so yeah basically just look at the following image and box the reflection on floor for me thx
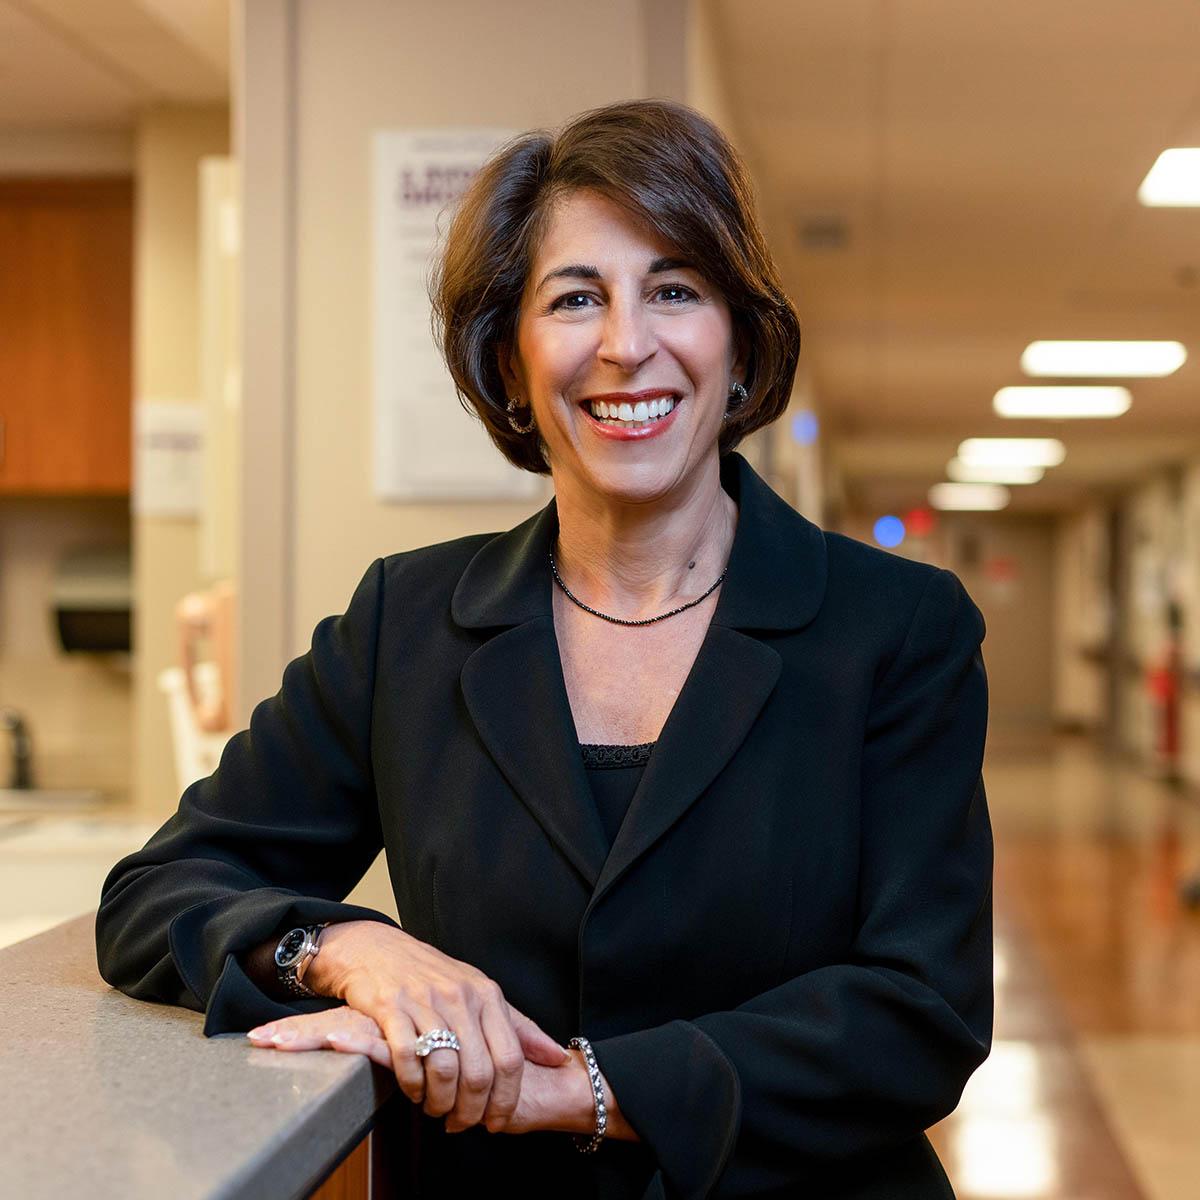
[2,731,1198,1198]
[930,730,1200,1200]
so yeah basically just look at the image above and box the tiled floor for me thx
[3,731,1198,1198]
[930,730,1200,1199]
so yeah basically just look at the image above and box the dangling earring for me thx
[507,396,535,434]
[723,380,748,422]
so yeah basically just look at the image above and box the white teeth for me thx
[587,396,678,424]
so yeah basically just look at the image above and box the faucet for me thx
[0,708,34,789]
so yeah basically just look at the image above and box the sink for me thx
[0,788,104,811]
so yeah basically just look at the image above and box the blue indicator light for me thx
[791,411,819,445]
[874,515,905,548]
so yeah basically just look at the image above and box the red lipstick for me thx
[578,388,683,442]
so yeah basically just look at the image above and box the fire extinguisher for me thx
[1146,602,1183,782]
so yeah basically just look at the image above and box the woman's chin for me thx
[572,454,697,508]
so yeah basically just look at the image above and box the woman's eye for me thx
[551,292,596,311]
[549,285,697,311]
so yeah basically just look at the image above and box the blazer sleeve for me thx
[588,567,992,1199]
[94,557,404,1037]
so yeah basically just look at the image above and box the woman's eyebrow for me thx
[534,256,698,294]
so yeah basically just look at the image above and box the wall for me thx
[1181,461,1200,788]
[1052,506,1110,733]
[133,105,230,815]
[0,137,134,801]
[0,129,133,175]
[0,499,132,798]
[837,508,1057,748]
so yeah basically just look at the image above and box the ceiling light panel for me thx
[929,483,1010,511]
[993,386,1131,418]
[947,458,1045,484]
[1138,148,1200,206]
[1020,341,1186,377]
[957,438,1066,468]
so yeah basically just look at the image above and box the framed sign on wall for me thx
[372,128,544,502]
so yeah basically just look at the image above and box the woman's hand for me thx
[247,1009,606,1136]
[248,920,572,1133]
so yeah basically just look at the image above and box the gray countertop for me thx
[1,913,397,1199]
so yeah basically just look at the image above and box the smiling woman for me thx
[97,97,990,1200]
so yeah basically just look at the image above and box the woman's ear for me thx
[732,326,751,389]
[496,342,519,396]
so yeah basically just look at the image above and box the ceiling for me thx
[0,0,227,126]
[714,0,1200,512]
[1,1,1195,513]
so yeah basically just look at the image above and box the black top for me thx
[580,741,655,849]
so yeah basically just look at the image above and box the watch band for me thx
[275,922,329,998]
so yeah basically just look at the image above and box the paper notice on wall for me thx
[133,401,204,516]
[372,128,545,502]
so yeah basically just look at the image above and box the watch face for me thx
[275,928,308,969]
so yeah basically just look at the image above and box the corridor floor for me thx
[929,729,1200,1199]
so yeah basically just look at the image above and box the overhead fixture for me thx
[1020,340,1186,377]
[957,437,1065,468]
[929,482,1010,511]
[1138,148,1200,206]
[946,457,1045,485]
[993,386,1131,418]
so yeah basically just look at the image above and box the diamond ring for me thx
[414,1028,461,1057]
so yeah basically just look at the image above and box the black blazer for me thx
[96,450,992,1200]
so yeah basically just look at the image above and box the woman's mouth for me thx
[579,392,681,440]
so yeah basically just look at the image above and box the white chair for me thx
[157,662,234,795]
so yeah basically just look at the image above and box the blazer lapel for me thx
[451,451,829,901]
[589,624,782,907]
[460,618,611,890]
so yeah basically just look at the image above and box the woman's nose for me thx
[597,297,656,371]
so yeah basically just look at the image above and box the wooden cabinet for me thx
[0,178,132,495]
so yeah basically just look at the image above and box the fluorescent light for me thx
[1138,148,1200,206]
[957,438,1065,468]
[1021,340,1186,377]
[947,457,1044,484]
[993,386,1131,418]
[929,482,1010,511]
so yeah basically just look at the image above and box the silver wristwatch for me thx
[274,922,329,998]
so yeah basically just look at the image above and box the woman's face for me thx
[501,187,745,506]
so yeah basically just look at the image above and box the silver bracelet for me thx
[568,1036,608,1153]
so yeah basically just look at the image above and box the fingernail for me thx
[246,1027,271,1039]
[270,1030,297,1044]
[326,1032,347,1043]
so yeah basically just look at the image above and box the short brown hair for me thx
[429,98,801,475]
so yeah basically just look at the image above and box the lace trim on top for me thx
[579,741,656,769]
